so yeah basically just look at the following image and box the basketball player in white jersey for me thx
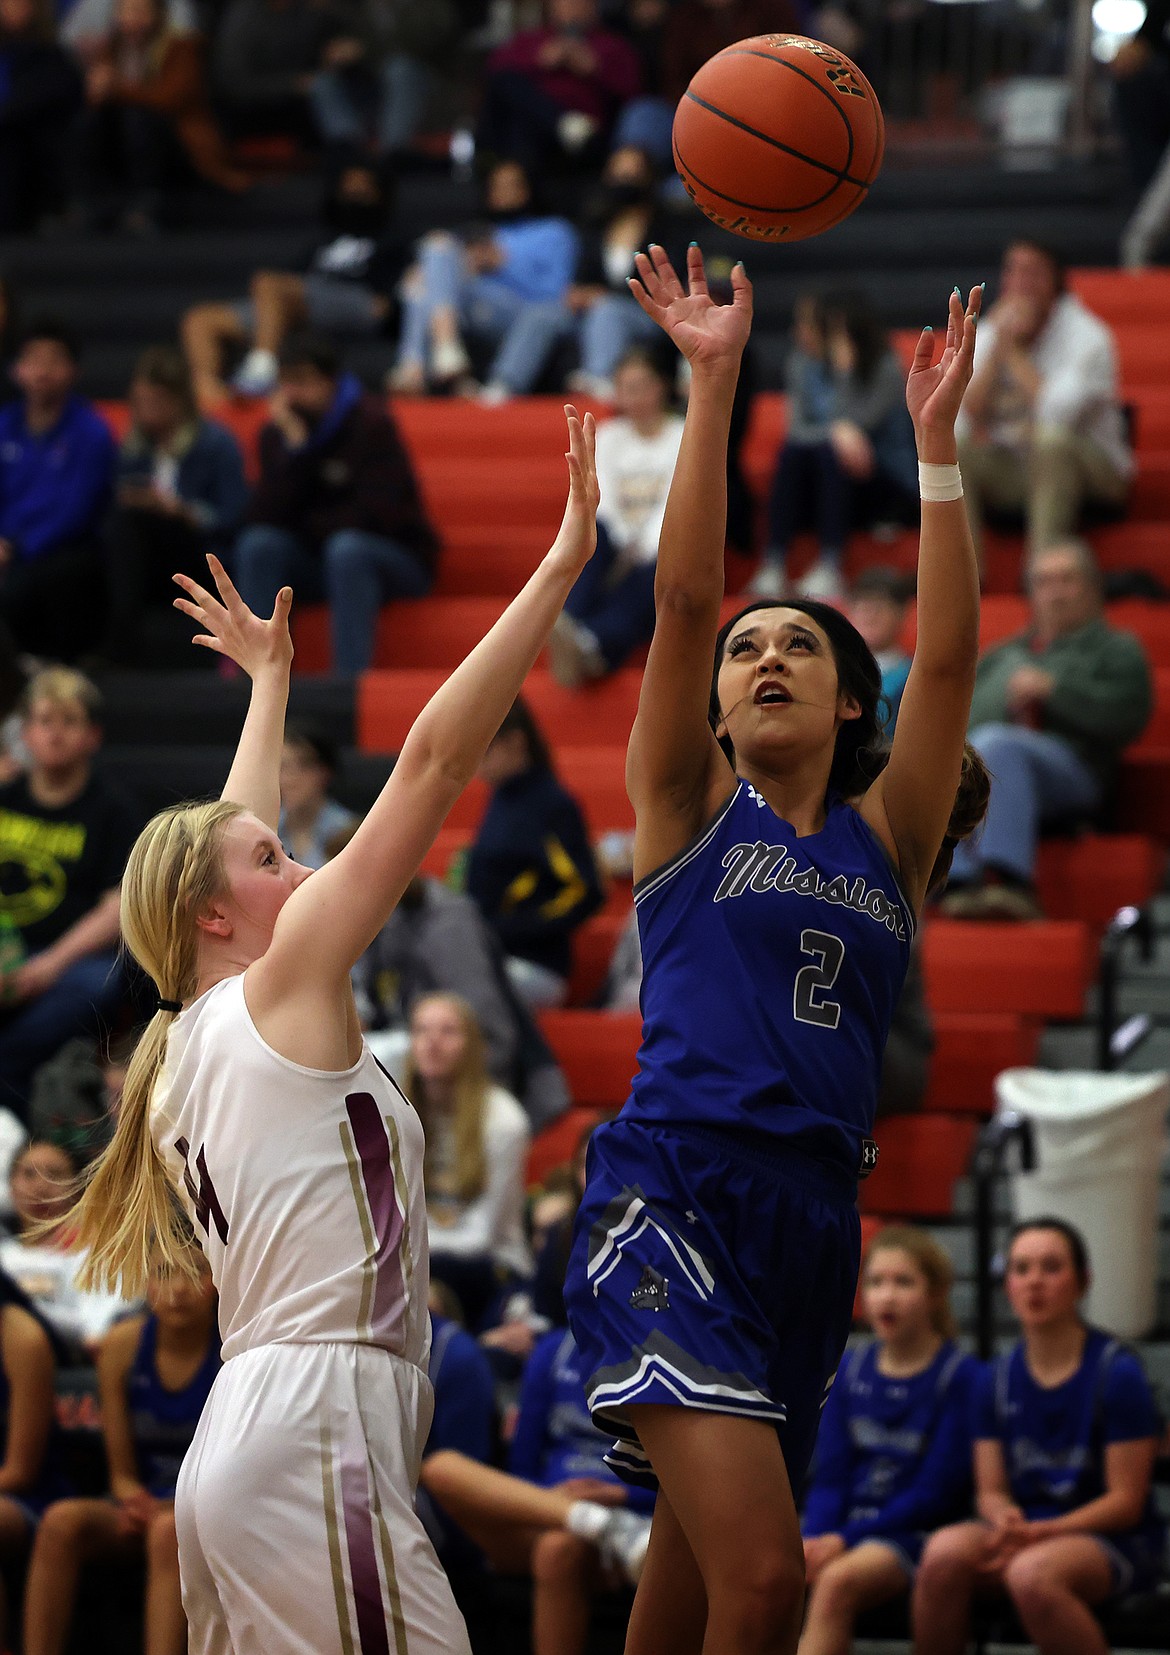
[65,407,600,1655]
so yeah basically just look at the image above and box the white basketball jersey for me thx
[151,974,429,1368]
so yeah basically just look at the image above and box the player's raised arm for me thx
[858,286,982,913]
[172,555,293,833]
[258,407,600,991]
[623,245,752,877]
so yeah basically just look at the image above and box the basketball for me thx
[672,34,884,243]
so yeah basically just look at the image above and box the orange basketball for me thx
[672,34,884,243]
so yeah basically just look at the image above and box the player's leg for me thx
[180,303,247,408]
[623,1490,707,1655]
[911,1520,997,1655]
[143,1503,187,1655]
[23,1498,139,1655]
[1002,1535,1113,1655]
[799,1541,911,1655]
[249,271,309,356]
[0,1496,32,1649]
[419,1451,583,1570]
[626,1405,805,1655]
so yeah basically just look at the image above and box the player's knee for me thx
[808,1554,862,1614]
[917,1524,981,1588]
[712,1546,805,1638]
[1002,1548,1058,1612]
[146,1507,178,1569]
[322,530,367,571]
[532,1528,591,1584]
[36,1500,89,1553]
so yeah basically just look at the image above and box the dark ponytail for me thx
[928,743,991,894]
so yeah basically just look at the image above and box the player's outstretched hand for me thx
[173,553,294,679]
[905,284,981,434]
[628,243,752,370]
[547,404,600,577]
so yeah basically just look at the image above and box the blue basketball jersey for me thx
[627,781,914,1169]
[128,1314,222,1498]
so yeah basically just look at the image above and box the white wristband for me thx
[919,461,963,502]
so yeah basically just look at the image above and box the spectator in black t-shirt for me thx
[466,698,603,1010]
[180,158,403,408]
[0,669,136,1119]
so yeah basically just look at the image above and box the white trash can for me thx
[994,1068,1170,1339]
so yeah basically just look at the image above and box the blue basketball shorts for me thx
[564,1116,861,1500]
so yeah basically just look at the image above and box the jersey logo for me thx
[629,1265,670,1313]
[174,1136,229,1245]
[713,838,909,940]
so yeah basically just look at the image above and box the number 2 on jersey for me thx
[793,929,845,1029]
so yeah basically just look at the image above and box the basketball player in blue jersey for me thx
[563,245,985,1655]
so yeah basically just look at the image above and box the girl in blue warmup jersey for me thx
[23,1252,221,1655]
[563,243,986,1655]
[799,1227,978,1655]
[913,1218,1165,1655]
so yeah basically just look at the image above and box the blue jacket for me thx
[118,417,248,546]
[0,395,115,559]
[485,217,578,304]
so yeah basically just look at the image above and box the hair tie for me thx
[157,999,182,1014]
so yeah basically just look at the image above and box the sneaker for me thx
[232,348,279,397]
[795,558,846,601]
[565,1501,651,1585]
[744,562,789,600]
[431,337,472,384]
[566,370,614,401]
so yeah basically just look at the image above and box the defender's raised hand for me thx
[628,243,752,370]
[173,554,294,679]
[547,404,600,576]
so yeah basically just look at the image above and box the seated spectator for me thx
[0,669,137,1120]
[0,319,116,663]
[182,157,401,405]
[941,540,1151,919]
[417,1289,496,1574]
[799,1227,977,1655]
[211,0,350,142]
[614,0,800,167]
[564,144,684,400]
[404,992,532,1329]
[477,0,641,174]
[957,240,1132,563]
[467,698,603,1009]
[61,0,194,52]
[420,1325,654,1654]
[913,1219,1165,1655]
[0,1136,133,1354]
[389,158,578,401]
[0,0,82,233]
[233,332,437,675]
[76,0,248,234]
[102,345,248,666]
[549,345,683,686]
[1109,2,1170,192]
[28,1024,132,1162]
[308,0,457,164]
[875,942,933,1119]
[850,566,912,732]
[22,1251,221,1655]
[0,1264,66,1650]
[529,1118,595,1331]
[277,723,354,870]
[752,290,918,602]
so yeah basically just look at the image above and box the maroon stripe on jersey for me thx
[340,1446,390,1655]
[346,1092,406,1338]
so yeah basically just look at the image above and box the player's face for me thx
[214,813,312,950]
[11,1143,74,1228]
[862,1247,934,1345]
[1004,1228,1085,1330]
[716,608,860,770]
[22,699,99,775]
[409,997,468,1086]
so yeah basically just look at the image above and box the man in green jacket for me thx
[943,539,1152,919]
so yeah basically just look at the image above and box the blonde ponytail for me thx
[73,799,243,1297]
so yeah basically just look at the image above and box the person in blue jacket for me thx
[799,1226,978,1655]
[913,1217,1166,1655]
[467,695,603,1010]
[22,1248,221,1655]
[421,1319,654,1655]
[0,317,116,662]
